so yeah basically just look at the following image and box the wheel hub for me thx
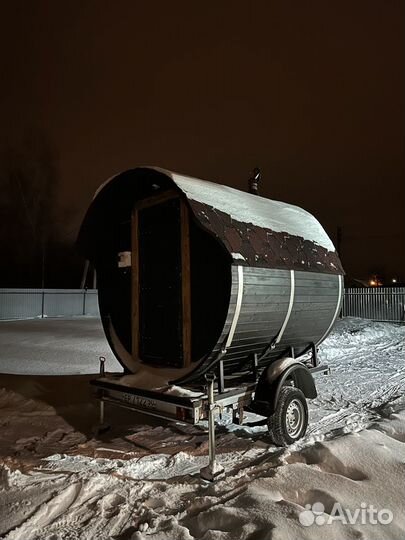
[286,399,304,438]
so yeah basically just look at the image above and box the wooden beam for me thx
[180,199,191,367]
[135,189,179,211]
[131,206,140,362]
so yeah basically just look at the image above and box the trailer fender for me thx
[252,358,317,416]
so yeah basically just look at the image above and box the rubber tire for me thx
[267,386,308,446]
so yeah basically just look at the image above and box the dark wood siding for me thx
[173,267,341,384]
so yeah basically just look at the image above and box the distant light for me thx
[392,278,397,283]
[369,280,376,286]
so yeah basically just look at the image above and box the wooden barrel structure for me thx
[78,167,344,386]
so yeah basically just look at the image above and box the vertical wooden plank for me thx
[180,199,191,367]
[131,206,140,362]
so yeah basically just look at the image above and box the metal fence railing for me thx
[0,289,99,320]
[1,287,404,323]
[342,287,405,323]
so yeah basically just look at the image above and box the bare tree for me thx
[0,130,59,287]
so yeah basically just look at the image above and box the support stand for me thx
[99,400,105,426]
[310,342,319,367]
[200,374,225,482]
[252,353,259,381]
[233,402,244,425]
[217,360,225,394]
[94,356,110,435]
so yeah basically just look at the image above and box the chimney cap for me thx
[249,167,261,195]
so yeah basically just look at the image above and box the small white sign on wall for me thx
[118,251,131,268]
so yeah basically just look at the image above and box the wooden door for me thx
[131,192,191,367]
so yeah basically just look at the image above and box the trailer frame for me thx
[91,356,329,481]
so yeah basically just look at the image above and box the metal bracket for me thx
[99,356,106,376]
[217,360,225,394]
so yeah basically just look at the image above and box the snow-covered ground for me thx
[0,317,404,539]
[309,317,405,439]
[0,318,120,374]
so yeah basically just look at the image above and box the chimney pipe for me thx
[249,167,261,195]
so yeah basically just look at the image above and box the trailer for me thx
[79,166,343,480]
[92,356,329,481]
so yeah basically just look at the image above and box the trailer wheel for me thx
[267,386,308,446]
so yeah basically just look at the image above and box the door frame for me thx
[131,190,191,367]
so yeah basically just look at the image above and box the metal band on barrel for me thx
[273,269,295,346]
[225,265,244,349]
[317,274,343,345]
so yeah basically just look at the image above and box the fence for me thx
[343,287,405,323]
[0,289,99,320]
[1,288,404,323]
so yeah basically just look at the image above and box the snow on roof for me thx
[91,166,335,252]
[161,170,335,252]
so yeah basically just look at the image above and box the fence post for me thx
[41,290,45,318]
[83,288,87,315]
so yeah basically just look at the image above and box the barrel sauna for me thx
[78,167,344,386]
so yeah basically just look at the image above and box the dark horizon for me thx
[1,1,404,285]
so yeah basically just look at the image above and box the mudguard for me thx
[252,357,317,416]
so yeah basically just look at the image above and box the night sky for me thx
[1,1,404,281]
